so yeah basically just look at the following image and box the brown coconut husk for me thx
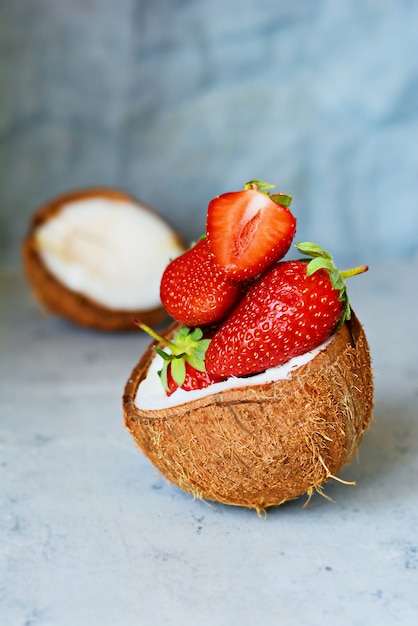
[22,187,185,331]
[123,311,374,512]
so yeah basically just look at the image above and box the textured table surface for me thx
[1,261,417,626]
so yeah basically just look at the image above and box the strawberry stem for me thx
[244,180,276,193]
[294,242,369,326]
[132,318,183,355]
[243,180,292,207]
[340,265,369,280]
[132,319,212,391]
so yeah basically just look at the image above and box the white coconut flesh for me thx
[35,197,184,310]
[135,334,333,410]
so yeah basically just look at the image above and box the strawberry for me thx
[165,361,215,396]
[133,320,223,396]
[160,237,244,326]
[205,243,368,379]
[206,180,296,280]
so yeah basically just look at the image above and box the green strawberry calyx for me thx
[294,242,368,326]
[132,319,210,391]
[243,180,292,208]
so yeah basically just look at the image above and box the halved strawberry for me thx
[133,320,223,396]
[160,237,244,326]
[206,180,296,280]
[205,243,368,379]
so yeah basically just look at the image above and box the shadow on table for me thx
[142,397,417,520]
[285,398,417,513]
[221,398,418,518]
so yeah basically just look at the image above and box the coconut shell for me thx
[22,187,185,331]
[123,312,374,512]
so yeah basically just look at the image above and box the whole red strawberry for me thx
[133,320,223,396]
[206,180,296,280]
[205,243,368,379]
[160,237,243,326]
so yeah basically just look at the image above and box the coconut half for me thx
[123,312,373,512]
[22,188,185,331]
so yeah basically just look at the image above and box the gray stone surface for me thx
[1,260,417,626]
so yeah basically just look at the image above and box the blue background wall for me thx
[1,0,417,266]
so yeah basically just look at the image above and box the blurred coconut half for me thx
[22,188,185,330]
[123,312,374,512]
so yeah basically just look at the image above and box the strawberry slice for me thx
[206,180,296,280]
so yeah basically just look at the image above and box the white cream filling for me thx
[135,335,333,411]
[36,197,184,310]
